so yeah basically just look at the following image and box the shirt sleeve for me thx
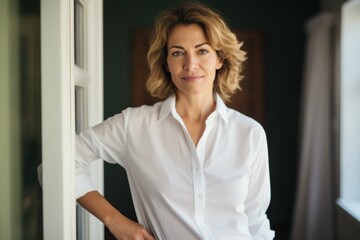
[75,112,127,199]
[244,126,275,239]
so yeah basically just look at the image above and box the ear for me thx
[216,59,223,70]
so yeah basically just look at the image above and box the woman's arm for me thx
[76,113,154,239]
[244,128,275,239]
[77,191,155,240]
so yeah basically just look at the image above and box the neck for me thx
[175,92,216,122]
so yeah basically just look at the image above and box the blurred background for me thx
[2,0,359,239]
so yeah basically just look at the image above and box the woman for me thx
[76,1,274,239]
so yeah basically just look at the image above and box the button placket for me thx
[173,110,216,239]
[192,119,216,239]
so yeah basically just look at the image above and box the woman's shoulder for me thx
[226,107,265,134]
[121,100,164,119]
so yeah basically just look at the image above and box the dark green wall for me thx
[104,0,319,234]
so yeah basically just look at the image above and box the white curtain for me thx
[291,13,335,240]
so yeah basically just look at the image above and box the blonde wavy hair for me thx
[146,1,246,103]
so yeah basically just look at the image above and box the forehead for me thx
[167,24,208,46]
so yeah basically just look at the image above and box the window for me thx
[40,0,103,238]
[338,0,360,222]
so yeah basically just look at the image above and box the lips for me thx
[181,75,203,82]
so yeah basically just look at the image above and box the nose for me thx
[183,53,198,71]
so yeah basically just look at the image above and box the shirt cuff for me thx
[76,174,96,199]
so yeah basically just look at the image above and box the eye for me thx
[171,51,184,57]
[198,49,209,55]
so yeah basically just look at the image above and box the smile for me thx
[181,76,203,82]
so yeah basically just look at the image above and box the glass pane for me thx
[75,85,89,239]
[74,0,85,69]
[75,86,85,134]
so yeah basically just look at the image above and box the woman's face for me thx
[166,24,222,98]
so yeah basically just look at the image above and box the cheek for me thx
[166,58,174,71]
[207,60,221,73]
[203,56,220,68]
[167,60,182,75]
[166,64,177,81]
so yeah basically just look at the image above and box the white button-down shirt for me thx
[76,94,275,239]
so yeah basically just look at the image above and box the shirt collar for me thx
[158,95,176,122]
[214,93,229,125]
[158,93,228,125]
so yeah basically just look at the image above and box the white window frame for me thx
[41,0,103,239]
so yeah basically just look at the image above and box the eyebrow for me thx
[168,42,210,50]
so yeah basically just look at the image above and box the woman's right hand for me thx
[77,191,155,240]
[105,213,155,240]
